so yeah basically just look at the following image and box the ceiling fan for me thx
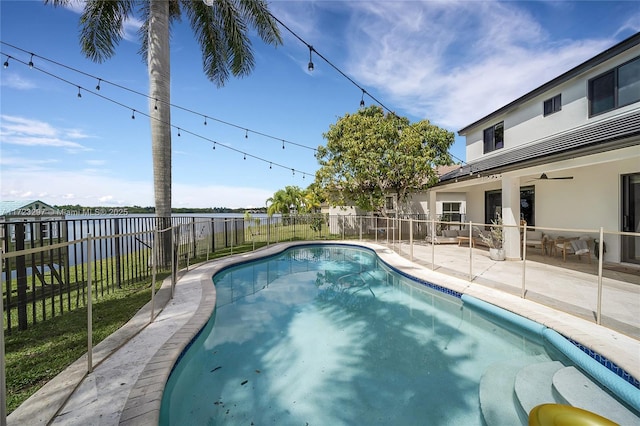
[529,173,573,182]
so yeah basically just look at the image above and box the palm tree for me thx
[47,0,281,263]
[266,189,290,216]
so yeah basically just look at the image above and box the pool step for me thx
[479,356,546,426]
[514,361,564,415]
[553,366,640,425]
[480,360,640,425]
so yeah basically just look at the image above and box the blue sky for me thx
[1,1,638,209]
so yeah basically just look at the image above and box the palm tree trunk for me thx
[148,0,172,266]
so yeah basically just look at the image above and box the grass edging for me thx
[6,273,174,424]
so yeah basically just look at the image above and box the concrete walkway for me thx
[7,241,640,425]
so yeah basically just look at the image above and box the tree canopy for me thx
[315,106,454,215]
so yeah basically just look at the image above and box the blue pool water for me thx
[159,245,619,425]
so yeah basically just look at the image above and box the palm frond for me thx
[79,0,135,63]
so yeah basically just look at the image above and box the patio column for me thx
[501,175,521,260]
[428,190,437,220]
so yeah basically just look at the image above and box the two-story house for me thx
[427,32,640,263]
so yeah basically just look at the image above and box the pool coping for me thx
[120,241,639,425]
[10,241,637,425]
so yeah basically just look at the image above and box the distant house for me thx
[426,32,640,263]
[0,200,64,242]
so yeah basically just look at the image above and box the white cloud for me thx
[1,73,37,90]
[0,115,92,152]
[343,1,619,129]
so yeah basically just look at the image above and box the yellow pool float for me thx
[529,404,618,426]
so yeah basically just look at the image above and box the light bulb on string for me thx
[282,140,285,149]
[77,86,82,98]
[154,99,158,111]
[177,128,181,137]
[245,129,248,139]
[292,169,295,176]
[269,163,272,169]
[360,89,366,108]
[28,53,34,69]
[96,79,101,90]
[3,56,10,68]
[212,142,216,150]
[203,116,207,126]
[131,109,136,119]
[307,45,314,72]
[243,153,246,160]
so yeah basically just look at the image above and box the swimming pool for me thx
[160,245,639,425]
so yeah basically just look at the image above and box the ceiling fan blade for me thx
[550,176,573,180]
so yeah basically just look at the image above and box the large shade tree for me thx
[47,0,281,262]
[315,105,454,215]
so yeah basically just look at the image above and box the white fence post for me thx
[596,227,604,325]
[431,219,435,270]
[1,249,6,425]
[468,221,473,282]
[151,229,158,323]
[409,218,414,261]
[522,224,528,298]
[171,227,176,299]
[87,233,93,373]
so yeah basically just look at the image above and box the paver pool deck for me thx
[7,241,640,425]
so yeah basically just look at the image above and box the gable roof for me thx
[458,32,640,135]
[0,200,58,216]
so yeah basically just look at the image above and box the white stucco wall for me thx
[464,47,640,163]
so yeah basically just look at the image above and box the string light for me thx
[203,115,207,125]
[245,129,248,139]
[267,12,467,166]
[0,42,316,179]
[154,98,158,111]
[307,45,314,72]
[212,142,215,149]
[28,53,34,68]
[360,89,365,108]
[243,153,246,160]
[3,56,9,68]
[1,41,318,154]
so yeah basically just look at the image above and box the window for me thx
[543,94,562,116]
[483,122,504,154]
[385,196,394,210]
[442,202,461,223]
[589,56,640,116]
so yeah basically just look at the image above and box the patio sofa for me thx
[427,228,492,247]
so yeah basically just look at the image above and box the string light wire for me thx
[0,41,317,153]
[0,49,315,179]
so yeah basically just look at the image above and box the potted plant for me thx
[476,218,505,261]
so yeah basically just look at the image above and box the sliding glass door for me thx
[622,173,640,264]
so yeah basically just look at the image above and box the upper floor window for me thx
[589,56,640,116]
[543,94,562,116]
[483,122,504,154]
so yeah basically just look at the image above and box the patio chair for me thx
[554,236,592,263]
[523,230,548,254]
